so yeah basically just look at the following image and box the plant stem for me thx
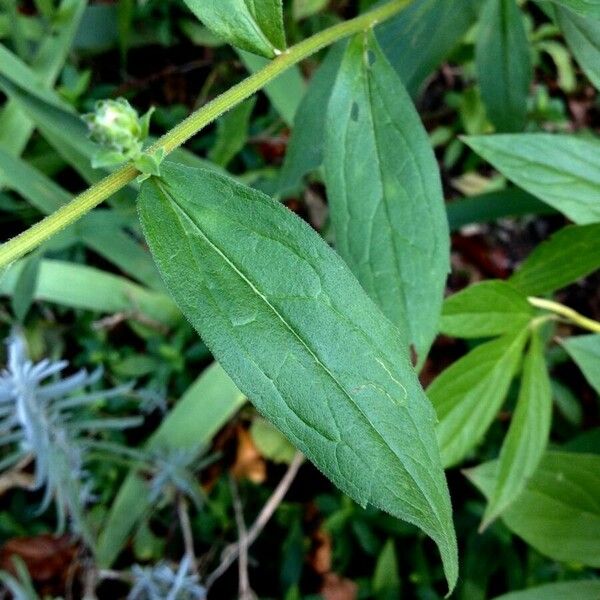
[0,0,410,269]
[528,297,600,334]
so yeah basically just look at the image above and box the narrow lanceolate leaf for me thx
[556,7,600,91]
[138,162,458,591]
[543,0,600,19]
[476,0,531,132]
[428,328,529,468]
[466,452,600,567]
[510,223,600,295]
[464,134,600,224]
[561,334,600,395]
[482,332,552,527]
[325,32,449,364]
[181,0,285,58]
[440,280,534,339]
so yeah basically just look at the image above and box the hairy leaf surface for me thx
[182,0,285,58]
[325,32,449,363]
[138,162,458,590]
[464,134,600,224]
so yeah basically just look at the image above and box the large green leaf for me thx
[138,162,458,590]
[464,134,600,224]
[96,362,245,567]
[556,7,600,91]
[324,32,449,363]
[561,334,600,395]
[544,0,600,18]
[440,280,534,339]
[466,452,600,567]
[482,332,552,526]
[428,328,529,468]
[510,223,600,295]
[491,581,600,600]
[475,0,531,132]
[181,0,285,58]
[376,0,481,97]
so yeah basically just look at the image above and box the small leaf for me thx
[440,280,534,339]
[464,134,600,224]
[372,539,401,600]
[466,451,600,567]
[561,334,600,395]
[181,0,286,58]
[138,162,458,591]
[325,32,449,363]
[429,328,529,468]
[556,7,600,91]
[11,250,41,322]
[475,0,531,132]
[491,580,600,600]
[482,332,552,527]
[209,97,256,168]
[510,223,600,295]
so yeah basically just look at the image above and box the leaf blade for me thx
[325,32,449,363]
[138,162,458,591]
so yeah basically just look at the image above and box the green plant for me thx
[0,0,599,598]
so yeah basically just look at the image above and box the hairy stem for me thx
[528,297,600,334]
[0,0,410,269]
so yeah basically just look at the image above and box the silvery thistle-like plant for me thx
[0,333,140,540]
[128,555,205,600]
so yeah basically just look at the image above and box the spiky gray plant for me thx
[128,555,205,600]
[0,332,140,539]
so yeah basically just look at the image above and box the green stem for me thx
[528,297,600,334]
[0,0,410,269]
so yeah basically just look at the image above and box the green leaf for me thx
[475,0,531,132]
[238,50,305,126]
[544,0,600,19]
[429,328,529,468]
[209,97,256,168]
[138,162,458,591]
[491,581,600,600]
[250,417,297,464]
[464,134,600,224]
[96,362,245,567]
[181,0,285,58]
[446,188,554,231]
[561,334,600,395]
[279,43,344,194]
[0,259,179,325]
[556,7,600,91]
[377,0,480,97]
[482,332,552,527]
[510,223,600,295]
[11,250,41,322]
[466,451,600,567]
[440,280,534,339]
[372,539,401,600]
[292,0,329,21]
[324,32,449,363]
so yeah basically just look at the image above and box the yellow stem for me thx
[528,297,600,334]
